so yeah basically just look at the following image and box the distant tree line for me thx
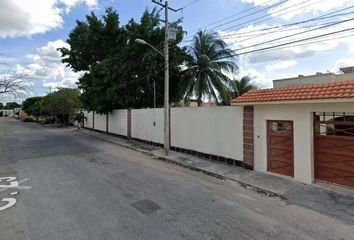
[22,88,81,124]
[0,102,21,109]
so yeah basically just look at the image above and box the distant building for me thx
[185,100,217,107]
[273,66,354,88]
[0,108,21,117]
[0,109,14,117]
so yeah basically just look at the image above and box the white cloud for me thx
[242,0,354,20]
[19,40,82,91]
[265,60,297,70]
[0,0,97,38]
[333,58,354,72]
[239,67,272,88]
[220,18,354,65]
[241,0,280,6]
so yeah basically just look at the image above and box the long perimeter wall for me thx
[84,106,244,164]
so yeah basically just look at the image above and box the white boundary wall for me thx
[94,113,106,132]
[84,107,244,161]
[84,111,93,129]
[108,110,127,136]
[131,108,164,144]
[171,107,244,161]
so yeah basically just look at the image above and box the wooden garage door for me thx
[315,112,354,188]
[267,121,294,177]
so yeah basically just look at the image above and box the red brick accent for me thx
[243,106,254,169]
[127,109,132,139]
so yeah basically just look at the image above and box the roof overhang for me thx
[231,98,354,106]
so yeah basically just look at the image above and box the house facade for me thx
[231,79,354,189]
[83,68,354,190]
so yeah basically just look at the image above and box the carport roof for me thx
[231,80,354,105]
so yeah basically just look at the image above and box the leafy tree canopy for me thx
[41,88,81,124]
[60,8,187,113]
[22,97,43,118]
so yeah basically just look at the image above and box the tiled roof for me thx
[231,80,354,104]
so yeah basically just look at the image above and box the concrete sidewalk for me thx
[76,128,354,225]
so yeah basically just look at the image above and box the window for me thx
[271,121,292,135]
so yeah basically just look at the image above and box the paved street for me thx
[0,118,353,240]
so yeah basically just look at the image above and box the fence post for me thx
[127,109,132,139]
[92,112,95,129]
[106,113,109,133]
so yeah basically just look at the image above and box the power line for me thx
[228,17,354,53]
[216,27,354,58]
[182,0,321,43]
[246,32,354,55]
[110,33,354,88]
[183,0,286,38]
[181,0,202,10]
[219,6,354,39]
[220,0,321,33]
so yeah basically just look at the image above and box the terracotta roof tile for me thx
[231,80,354,104]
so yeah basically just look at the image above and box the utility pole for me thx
[164,1,170,155]
[152,0,181,155]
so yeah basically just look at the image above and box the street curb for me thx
[75,129,285,200]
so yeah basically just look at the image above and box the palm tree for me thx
[179,30,238,106]
[229,76,258,99]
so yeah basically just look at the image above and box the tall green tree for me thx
[229,76,258,99]
[60,8,186,113]
[22,97,43,119]
[179,30,238,106]
[41,88,81,124]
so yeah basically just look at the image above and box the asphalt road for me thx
[0,117,353,240]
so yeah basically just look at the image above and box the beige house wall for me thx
[254,102,354,184]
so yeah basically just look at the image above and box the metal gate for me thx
[314,112,354,188]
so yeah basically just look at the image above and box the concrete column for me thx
[106,113,109,133]
[92,112,95,130]
[127,109,132,139]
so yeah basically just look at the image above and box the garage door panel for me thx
[317,162,354,174]
[316,152,354,164]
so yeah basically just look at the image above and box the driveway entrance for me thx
[314,112,354,189]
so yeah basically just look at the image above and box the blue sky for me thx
[1,0,354,102]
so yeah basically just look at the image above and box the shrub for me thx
[23,117,35,122]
